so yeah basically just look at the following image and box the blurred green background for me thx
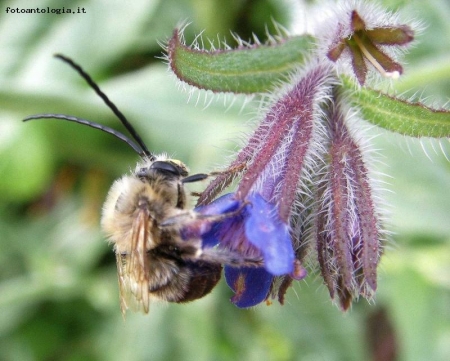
[0,0,449,360]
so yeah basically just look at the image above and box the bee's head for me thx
[136,158,189,180]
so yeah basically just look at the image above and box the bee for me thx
[24,54,259,314]
[100,154,222,313]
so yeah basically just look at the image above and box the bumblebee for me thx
[101,154,223,313]
[24,55,258,314]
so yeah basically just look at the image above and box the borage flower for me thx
[167,1,422,310]
[195,62,333,307]
[193,192,296,307]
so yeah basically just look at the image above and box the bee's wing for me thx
[116,252,130,315]
[116,207,151,314]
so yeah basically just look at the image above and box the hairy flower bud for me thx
[315,102,381,310]
[185,0,420,309]
[197,62,334,307]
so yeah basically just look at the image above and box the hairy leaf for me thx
[341,79,450,138]
[168,29,315,94]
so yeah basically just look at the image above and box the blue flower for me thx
[195,192,295,307]
[224,267,273,308]
[193,50,383,311]
[195,64,330,306]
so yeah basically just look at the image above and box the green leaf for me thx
[168,29,315,94]
[341,78,450,138]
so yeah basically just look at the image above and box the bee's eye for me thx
[150,161,181,176]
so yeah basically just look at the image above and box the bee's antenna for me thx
[23,113,146,157]
[55,54,154,159]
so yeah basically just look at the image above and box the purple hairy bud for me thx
[189,0,416,309]
[315,102,381,310]
[196,63,335,307]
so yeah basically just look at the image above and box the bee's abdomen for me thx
[176,261,222,303]
[148,244,221,303]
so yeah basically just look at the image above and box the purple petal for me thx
[245,193,294,275]
[195,193,240,216]
[197,223,221,248]
[191,193,241,247]
[225,266,273,308]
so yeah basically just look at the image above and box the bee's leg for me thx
[160,200,249,228]
[198,247,263,267]
[170,236,263,267]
